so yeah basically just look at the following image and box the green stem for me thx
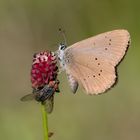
[41,103,49,140]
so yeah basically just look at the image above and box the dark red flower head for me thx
[31,51,58,89]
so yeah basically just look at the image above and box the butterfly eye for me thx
[59,44,66,50]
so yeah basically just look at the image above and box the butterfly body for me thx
[57,29,130,95]
[58,44,79,93]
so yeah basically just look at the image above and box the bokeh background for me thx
[0,0,140,140]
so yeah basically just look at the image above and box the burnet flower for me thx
[21,51,60,113]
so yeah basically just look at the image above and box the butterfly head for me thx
[58,43,67,57]
[57,43,67,69]
[58,43,66,51]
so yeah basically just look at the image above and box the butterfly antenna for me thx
[59,28,67,46]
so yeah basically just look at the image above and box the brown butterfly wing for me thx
[65,58,116,94]
[64,29,130,94]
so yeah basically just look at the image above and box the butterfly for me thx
[57,29,130,95]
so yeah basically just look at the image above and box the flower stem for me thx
[41,103,49,140]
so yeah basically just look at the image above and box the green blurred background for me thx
[0,0,140,140]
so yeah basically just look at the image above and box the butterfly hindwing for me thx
[65,59,116,94]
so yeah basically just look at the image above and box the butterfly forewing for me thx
[64,29,130,94]
[67,30,130,66]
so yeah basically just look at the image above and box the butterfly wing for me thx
[64,29,130,94]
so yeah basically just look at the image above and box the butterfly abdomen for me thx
[67,73,79,93]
